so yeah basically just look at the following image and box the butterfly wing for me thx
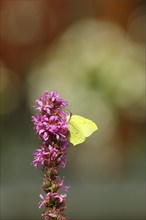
[67,115,98,146]
[67,120,85,146]
[71,115,97,137]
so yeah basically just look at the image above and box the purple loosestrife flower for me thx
[32,143,68,170]
[39,192,66,209]
[32,91,69,220]
[35,91,67,113]
[32,114,68,141]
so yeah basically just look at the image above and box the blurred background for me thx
[0,0,145,219]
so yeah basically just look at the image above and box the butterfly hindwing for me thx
[67,120,85,146]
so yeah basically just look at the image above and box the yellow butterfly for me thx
[67,115,98,146]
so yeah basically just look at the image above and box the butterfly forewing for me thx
[71,115,97,137]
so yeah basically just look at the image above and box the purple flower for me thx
[32,145,49,169]
[57,177,70,191]
[42,174,70,192]
[35,91,68,114]
[32,114,68,141]
[32,91,69,220]
[32,142,68,170]
[42,210,67,220]
[38,192,66,209]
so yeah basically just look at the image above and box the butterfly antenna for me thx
[66,109,72,122]
[66,109,72,116]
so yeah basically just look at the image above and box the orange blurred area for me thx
[0,0,71,73]
[0,0,145,74]
[0,1,145,220]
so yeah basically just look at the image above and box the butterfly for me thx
[67,115,98,146]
